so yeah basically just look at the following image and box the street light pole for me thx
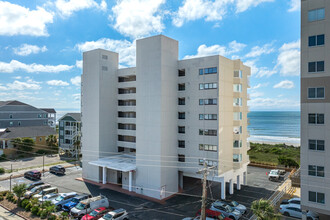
[42,155,45,177]
[9,174,13,192]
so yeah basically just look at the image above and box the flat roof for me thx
[89,154,136,172]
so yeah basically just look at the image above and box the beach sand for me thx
[249,140,300,147]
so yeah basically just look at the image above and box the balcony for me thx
[117,141,136,149]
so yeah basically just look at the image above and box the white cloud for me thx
[75,60,82,69]
[248,97,300,110]
[55,0,107,17]
[250,92,264,98]
[276,40,300,76]
[72,93,81,103]
[184,41,246,59]
[70,76,81,86]
[273,80,294,89]
[235,0,275,13]
[245,43,275,58]
[76,38,136,67]
[46,80,69,86]
[288,0,300,12]
[0,60,73,73]
[13,44,47,56]
[244,60,276,78]
[0,79,41,91]
[0,1,53,36]
[110,0,165,38]
[251,83,268,89]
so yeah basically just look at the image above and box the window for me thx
[178,140,185,148]
[9,114,12,119]
[199,144,217,152]
[9,122,13,126]
[38,114,42,118]
[308,87,325,99]
[308,8,325,22]
[18,121,21,126]
[102,66,108,71]
[178,69,185,77]
[233,140,242,148]
[309,35,325,47]
[233,98,242,106]
[118,135,136,143]
[178,84,185,91]
[60,121,63,127]
[309,140,325,151]
[118,75,136,82]
[178,154,185,162]
[233,112,242,120]
[60,130,63,135]
[199,69,203,75]
[199,129,217,136]
[199,159,217,167]
[199,83,217,90]
[118,123,136,130]
[309,191,325,204]
[178,126,185,134]
[199,98,217,105]
[234,70,242,78]
[233,154,242,162]
[308,113,324,124]
[199,114,217,120]
[233,84,242,92]
[199,67,217,75]
[308,61,324,72]
[39,137,42,142]
[309,165,325,177]
[102,55,108,60]
[178,112,186,119]
[178,98,185,105]
[233,126,242,134]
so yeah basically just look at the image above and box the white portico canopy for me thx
[89,154,136,172]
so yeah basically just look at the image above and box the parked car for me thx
[213,201,247,214]
[268,170,280,181]
[81,207,114,220]
[195,209,231,220]
[279,204,319,220]
[24,184,51,198]
[25,181,44,190]
[33,187,58,199]
[38,193,58,203]
[51,192,78,210]
[183,217,222,220]
[211,201,242,220]
[24,170,41,180]
[49,165,66,175]
[100,208,128,220]
[281,197,301,205]
[62,194,92,212]
[70,195,109,219]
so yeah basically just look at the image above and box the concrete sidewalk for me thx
[0,205,24,220]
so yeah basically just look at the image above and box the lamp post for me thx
[9,174,13,192]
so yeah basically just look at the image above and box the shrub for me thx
[25,203,32,211]
[40,210,49,219]
[0,196,3,201]
[0,168,5,174]
[0,191,8,197]
[278,156,299,168]
[31,206,39,215]
[20,199,29,208]
[48,215,57,220]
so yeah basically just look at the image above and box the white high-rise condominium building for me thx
[301,0,330,217]
[81,35,250,200]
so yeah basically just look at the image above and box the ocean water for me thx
[248,111,300,145]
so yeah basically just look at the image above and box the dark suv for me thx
[24,170,41,180]
[49,165,65,175]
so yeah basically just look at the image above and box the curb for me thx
[0,203,29,220]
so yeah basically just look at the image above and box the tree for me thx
[11,138,22,148]
[251,199,278,220]
[12,183,26,205]
[46,135,58,154]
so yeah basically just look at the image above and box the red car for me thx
[196,209,231,220]
[81,207,113,220]
[24,170,41,180]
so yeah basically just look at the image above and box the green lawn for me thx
[248,142,300,166]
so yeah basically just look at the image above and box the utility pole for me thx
[9,174,13,192]
[42,155,45,177]
[197,159,215,220]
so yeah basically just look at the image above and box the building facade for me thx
[0,101,56,129]
[58,113,81,157]
[301,0,330,217]
[82,35,250,200]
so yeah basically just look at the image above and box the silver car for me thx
[279,204,319,220]
[211,201,242,220]
[100,208,129,220]
[215,200,246,214]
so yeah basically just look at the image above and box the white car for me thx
[279,204,319,219]
[268,170,280,181]
[100,208,128,220]
[280,197,301,206]
[38,193,58,203]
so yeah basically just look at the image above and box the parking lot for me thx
[0,166,288,220]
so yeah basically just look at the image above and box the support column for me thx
[179,171,183,189]
[221,180,226,200]
[102,166,106,184]
[229,179,234,194]
[243,171,247,185]
[2,140,5,149]
[237,175,241,190]
[129,171,132,192]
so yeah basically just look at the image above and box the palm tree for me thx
[251,199,278,220]
[12,183,26,205]
[46,135,58,155]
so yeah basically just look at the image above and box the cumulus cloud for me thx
[0,79,41,91]
[245,43,275,58]
[275,40,300,76]
[250,91,264,98]
[13,44,47,56]
[70,76,81,86]
[184,41,246,59]
[55,0,107,17]
[248,97,300,110]
[235,0,275,13]
[0,60,73,73]
[76,38,136,67]
[75,60,83,69]
[288,0,300,12]
[0,1,53,36]
[273,80,294,89]
[251,83,268,89]
[110,0,165,38]
[244,60,276,78]
[46,80,69,86]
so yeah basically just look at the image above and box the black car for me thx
[24,170,41,180]
[49,165,65,175]
[25,181,44,190]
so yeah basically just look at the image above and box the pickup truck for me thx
[268,170,280,181]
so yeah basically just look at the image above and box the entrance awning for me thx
[89,154,136,172]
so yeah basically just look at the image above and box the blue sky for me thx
[0,0,300,113]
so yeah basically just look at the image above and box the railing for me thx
[289,168,301,187]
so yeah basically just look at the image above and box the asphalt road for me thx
[0,166,289,220]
